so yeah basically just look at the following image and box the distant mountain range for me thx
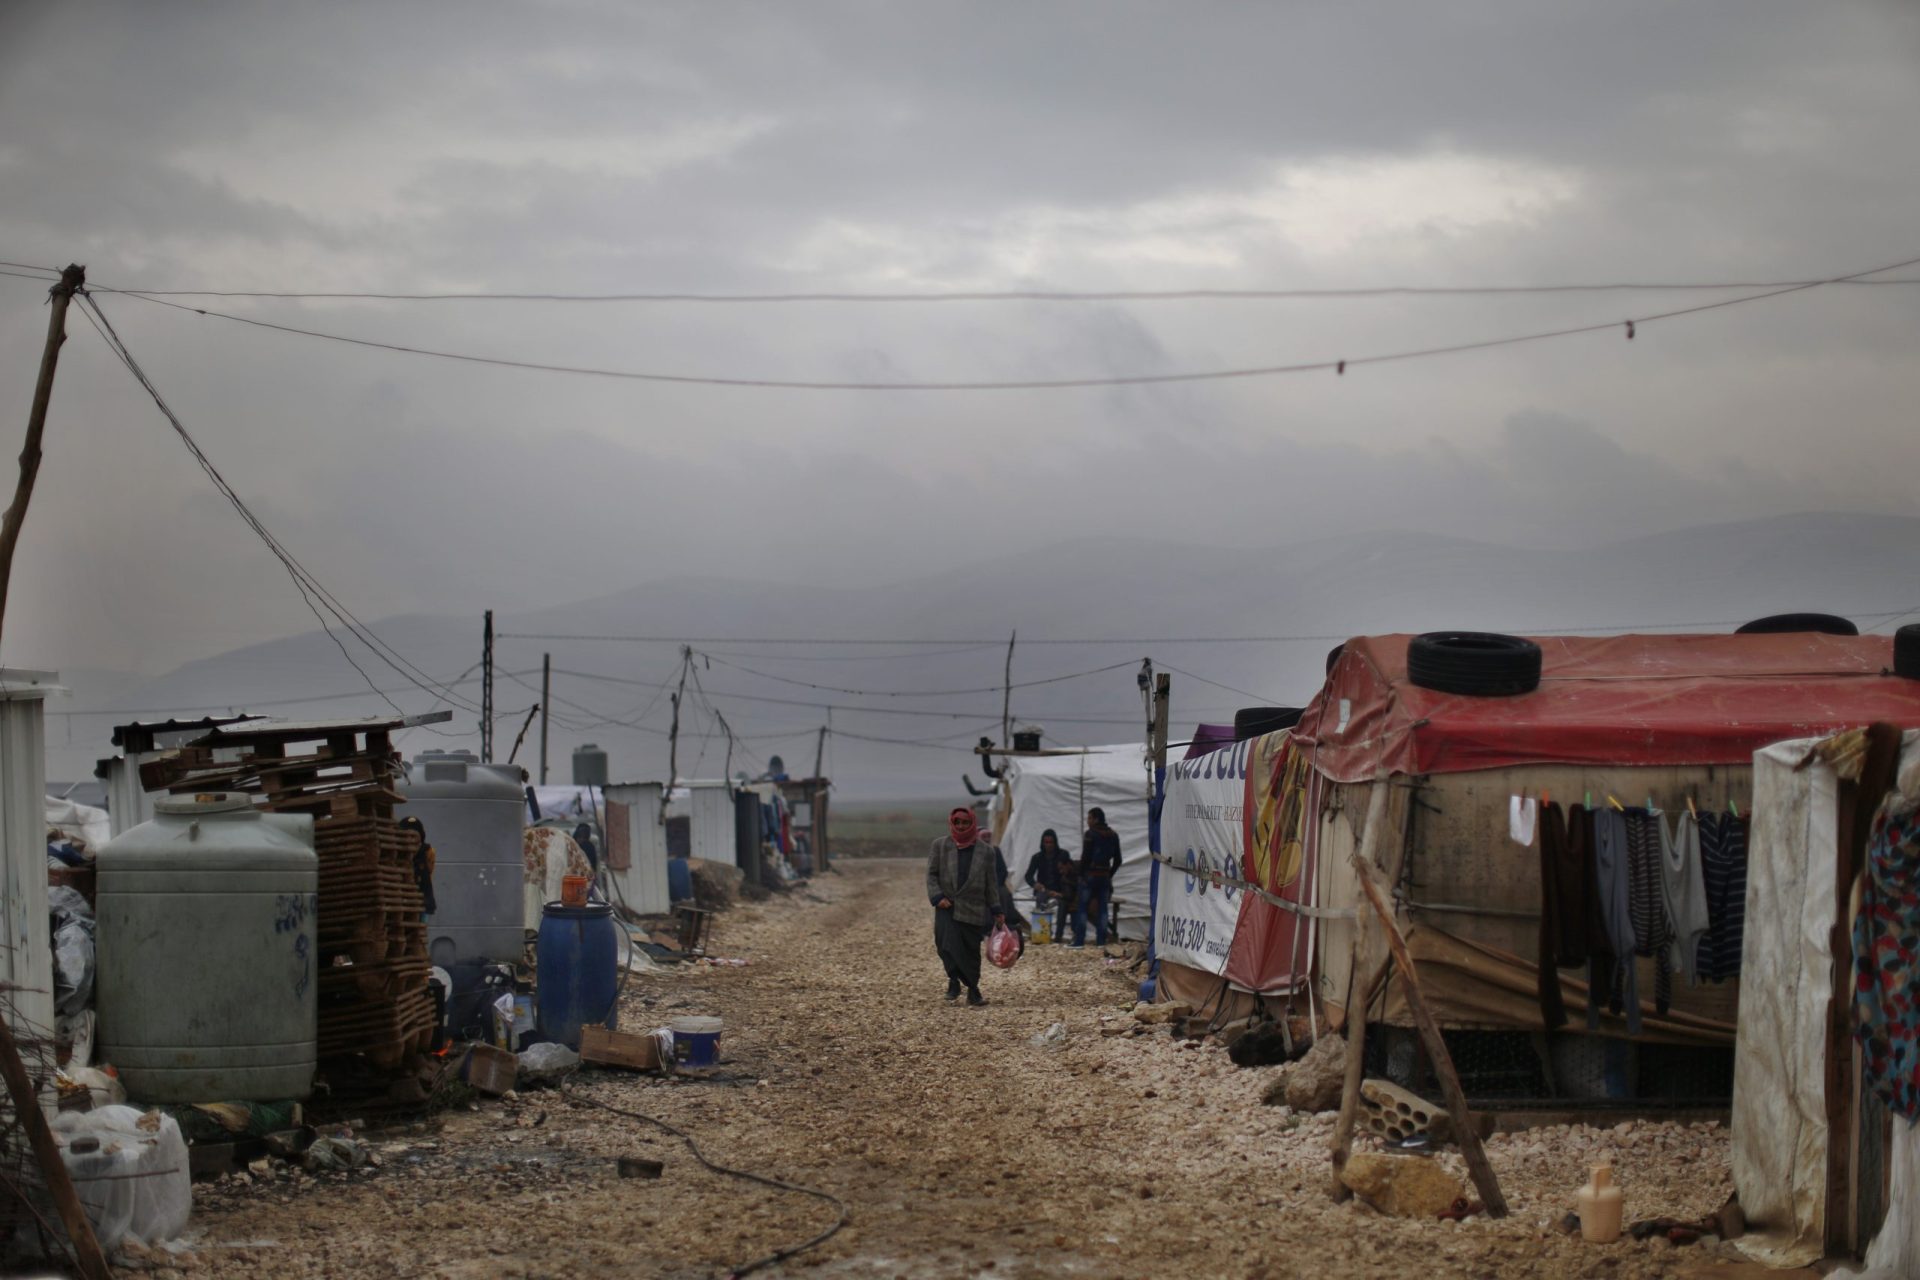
[47,511,1920,797]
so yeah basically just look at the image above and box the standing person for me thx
[572,822,600,872]
[1023,829,1077,942]
[1074,807,1122,947]
[927,806,1009,1006]
[400,816,437,920]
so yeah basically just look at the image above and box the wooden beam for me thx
[1351,853,1509,1218]
[0,1015,111,1279]
[1329,780,1389,1200]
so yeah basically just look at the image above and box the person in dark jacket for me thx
[927,806,1008,1006]
[1073,807,1122,946]
[573,822,599,872]
[400,815,437,918]
[1023,829,1076,941]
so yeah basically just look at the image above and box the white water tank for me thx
[96,793,317,1102]
[399,752,526,1036]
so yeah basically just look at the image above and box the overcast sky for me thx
[2,1,1918,680]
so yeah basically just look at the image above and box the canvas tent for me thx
[1273,633,1920,1093]
[997,745,1152,940]
[1731,729,1919,1271]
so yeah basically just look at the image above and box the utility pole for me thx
[663,646,690,821]
[812,723,827,781]
[0,264,84,647]
[1001,629,1017,746]
[539,652,551,784]
[480,609,494,760]
[1150,672,1171,796]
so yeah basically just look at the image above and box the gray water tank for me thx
[572,743,608,786]
[96,793,317,1103]
[400,752,526,1032]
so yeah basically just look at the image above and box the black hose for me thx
[559,1074,849,1278]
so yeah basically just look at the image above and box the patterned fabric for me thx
[1854,799,1920,1121]
[1696,813,1748,982]
[1624,808,1673,1017]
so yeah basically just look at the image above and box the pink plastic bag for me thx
[986,922,1021,970]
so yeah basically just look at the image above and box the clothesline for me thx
[1147,851,1356,921]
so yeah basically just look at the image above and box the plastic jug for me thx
[1578,1163,1623,1243]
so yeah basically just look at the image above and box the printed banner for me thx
[1153,739,1250,975]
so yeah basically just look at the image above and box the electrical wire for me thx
[559,1076,848,1278]
[697,651,1141,697]
[98,252,1920,392]
[77,292,490,718]
[1150,661,1288,706]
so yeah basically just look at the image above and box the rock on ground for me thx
[1286,1032,1348,1112]
[1341,1151,1467,1218]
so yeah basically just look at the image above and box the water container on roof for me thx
[96,793,317,1103]
[572,743,609,787]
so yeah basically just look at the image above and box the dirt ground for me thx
[164,859,1747,1280]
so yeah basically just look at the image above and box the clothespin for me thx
[1729,799,1740,819]
[1606,794,1624,812]
[1646,794,1655,813]
[1585,791,1593,810]
[1686,794,1698,820]
[1541,789,1550,807]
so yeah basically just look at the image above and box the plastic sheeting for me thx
[1864,1120,1918,1274]
[1732,733,1920,1267]
[999,746,1152,940]
[1291,633,1920,784]
[45,796,110,853]
[53,1106,190,1252]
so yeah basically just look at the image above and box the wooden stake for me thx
[0,1015,111,1279]
[539,652,551,785]
[1351,854,1509,1217]
[1329,780,1389,1199]
[0,265,83,647]
[1000,629,1016,746]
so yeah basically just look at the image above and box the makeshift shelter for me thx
[997,745,1152,940]
[1279,632,1920,1103]
[1731,728,1919,1271]
[600,781,671,917]
[664,781,740,868]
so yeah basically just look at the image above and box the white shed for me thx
[602,781,671,917]
[0,670,59,1040]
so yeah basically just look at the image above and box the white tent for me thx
[996,745,1153,941]
[1733,731,1920,1272]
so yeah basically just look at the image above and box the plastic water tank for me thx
[96,793,317,1103]
[399,752,526,1031]
[572,743,608,787]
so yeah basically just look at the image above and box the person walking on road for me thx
[1024,828,1076,942]
[928,806,1009,1006]
[1073,807,1122,947]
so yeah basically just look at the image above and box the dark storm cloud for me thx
[0,0,1917,688]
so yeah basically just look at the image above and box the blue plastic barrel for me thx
[536,901,619,1050]
[667,856,692,903]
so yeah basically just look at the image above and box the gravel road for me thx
[167,858,1744,1279]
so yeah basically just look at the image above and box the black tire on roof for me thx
[1734,612,1858,636]
[1895,624,1920,679]
[1406,632,1543,697]
[1233,707,1304,740]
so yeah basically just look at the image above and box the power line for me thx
[511,608,1920,648]
[1153,660,1287,705]
[99,253,1920,393]
[697,650,1141,697]
[78,293,489,719]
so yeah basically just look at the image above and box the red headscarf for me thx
[949,807,978,847]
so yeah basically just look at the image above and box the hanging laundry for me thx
[1510,795,1539,847]
[1660,809,1710,983]
[1695,811,1748,982]
[1854,797,1920,1122]
[1591,807,1639,1033]
[1623,808,1673,1018]
[1538,803,1606,1029]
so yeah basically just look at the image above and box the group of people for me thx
[926,805,1124,1005]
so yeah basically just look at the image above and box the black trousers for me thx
[934,910,986,990]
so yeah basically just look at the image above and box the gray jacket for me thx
[927,836,1007,927]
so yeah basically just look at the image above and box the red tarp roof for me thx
[1290,632,1920,783]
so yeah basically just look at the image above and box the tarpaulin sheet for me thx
[1290,633,1920,784]
[1000,746,1153,941]
[1181,724,1235,761]
[1154,740,1251,974]
[1224,733,1316,994]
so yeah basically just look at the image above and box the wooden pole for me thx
[1351,853,1509,1217]
[663,647,689,821]
[0,265,84,647]
[0,1015,111,1279]
[539,652,551,785]
[480,610,494,760]
[1001,629,1016,747]
[1329,780,1390,1200]
[813,724,827,781]
[507,703,539,764]
[1149,672,1170,780]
